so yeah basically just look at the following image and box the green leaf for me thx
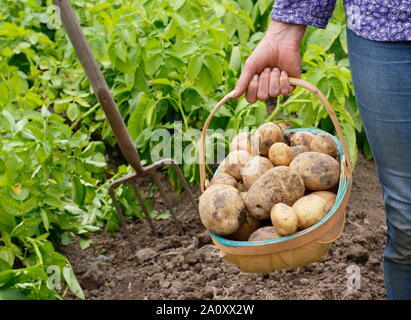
[188,56,203,82]
[11,216,42,238]
[40,209,50,232]
[181,88,203,113]
[230,46,242,72]
[63,204,85,215]
[0,198,23,216]
[9,73,28,98]
[0,248,14,267]
[73,177,85,206]
[306,23,342,51]
[43,195,63,208]
[10,184,29,201]
[339,27,348,53]
[115,41,128,62]
[169,0,185,10]
[66,103,80,121]
[2,110,16,133]
[244,115,256,126]
[196,66,214,95]
[79,239,93,250]
[258,0,272,14]
[341,122,358,167]
[329,77,345,106]
[236,17,250,43]
[63,264,84,300]
[0,288,29,300]
[21,197,39,214]
[204,55,223,84]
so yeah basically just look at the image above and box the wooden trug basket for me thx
[198,78,353,273]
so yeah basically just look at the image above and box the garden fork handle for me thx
[53,0,144,174]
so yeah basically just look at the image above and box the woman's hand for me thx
[232,20,306,103]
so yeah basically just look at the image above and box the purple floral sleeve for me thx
[271,0,411,42]
[271,0,337,29]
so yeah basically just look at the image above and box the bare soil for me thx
[61,154,387,300]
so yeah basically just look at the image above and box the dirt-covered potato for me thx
[292,194,328,229]
[199,184,246,235]
[290,131,315,148]
[289,152,340,190]
[241,156,274,189]
[220,150,253,180]
[270,203,298,236]
[228,212,262,241]
[248,226,281,241]
[250,122,284,156]
[244,166,305,220]
[290,145,309,158]
[230,131,251,153]
[310,191,336,212]
[209,173,238,189]
[309,133,338,158]
[268,142,293,166]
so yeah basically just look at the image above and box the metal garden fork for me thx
[53,0,197,236]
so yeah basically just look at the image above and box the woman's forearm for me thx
[265,20,307,47]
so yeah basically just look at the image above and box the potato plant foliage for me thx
[0,0,364,299]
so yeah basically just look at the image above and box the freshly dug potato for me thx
[248,226,281,241]
[309,133,338,158]
[220,150,253,180]
[310,191,336,212]
[268,142,293,166]
[229,212,262,241]
[199,184,246,235]
[250,122,284,156]
[289,152,340,190]
[209,173,238,188]
[241,156,274,189]
[290,145,309,158]
[270,203,298,236]
[245,166,305,220]
[292,194,327,229]
[230,131,251,153]
[290,131,315,148]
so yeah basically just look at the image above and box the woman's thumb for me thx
[231,62,256,98]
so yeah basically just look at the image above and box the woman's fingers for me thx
[269,68,281,97]
[246,74,259,103]
[232,59,258,98]
[257,67,271,100]
[280,70,293,96]
[245,69,293,104]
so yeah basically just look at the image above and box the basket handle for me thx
[199,77,353,192]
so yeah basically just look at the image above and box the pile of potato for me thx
[199,122,340,242]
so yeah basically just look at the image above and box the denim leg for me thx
[347,28,411,299]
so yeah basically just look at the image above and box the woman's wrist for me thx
[265,20,306,46]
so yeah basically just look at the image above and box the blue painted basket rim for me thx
[210,128,350,248]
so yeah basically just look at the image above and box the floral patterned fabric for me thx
[271,0,411,41]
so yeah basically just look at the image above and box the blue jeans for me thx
[347,28,411,300]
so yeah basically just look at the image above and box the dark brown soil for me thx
[60,154,387,300]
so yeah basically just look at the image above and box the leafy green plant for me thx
[0,102,112,298]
